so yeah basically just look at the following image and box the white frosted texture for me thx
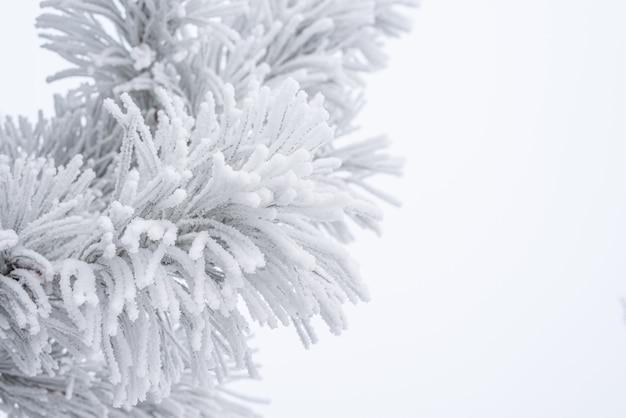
[0,0,413,416]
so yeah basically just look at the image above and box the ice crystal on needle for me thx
[0,0,414,416]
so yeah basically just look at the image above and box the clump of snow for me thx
[130,43,156,71]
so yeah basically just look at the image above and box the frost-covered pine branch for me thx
[0,0,415,416]
[37,0,413,132]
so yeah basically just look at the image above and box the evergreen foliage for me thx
[0,1,414,415]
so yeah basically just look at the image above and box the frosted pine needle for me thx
[0,0,415,416]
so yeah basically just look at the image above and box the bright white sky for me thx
[2,1,626,417]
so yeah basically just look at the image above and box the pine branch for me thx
[0,0,415,415]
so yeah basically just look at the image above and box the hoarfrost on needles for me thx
[0,0,415,416]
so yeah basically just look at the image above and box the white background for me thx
[2,1,626,417]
